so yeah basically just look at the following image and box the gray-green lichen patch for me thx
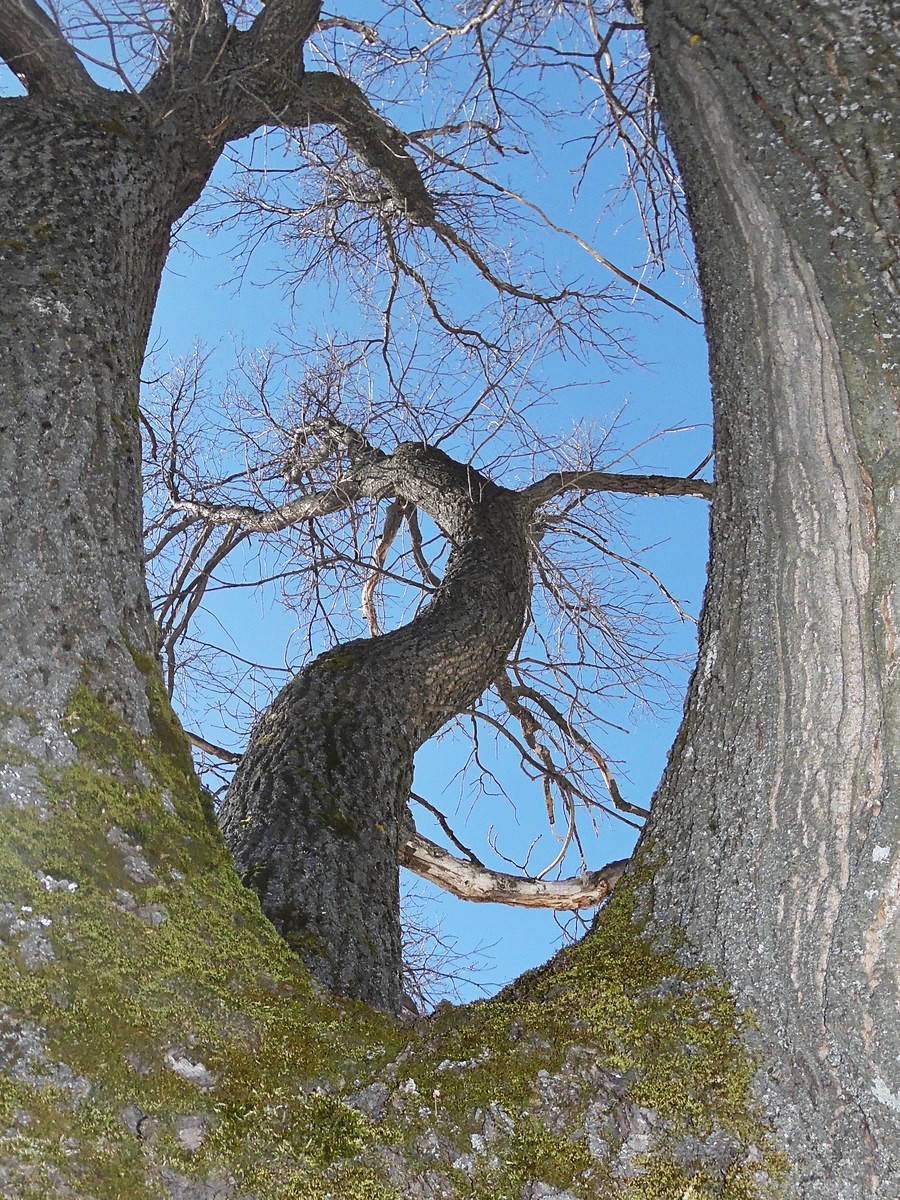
[0,678,787,1198]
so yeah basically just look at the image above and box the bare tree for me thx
[3,0,898,1195]
[143,370,710,1010]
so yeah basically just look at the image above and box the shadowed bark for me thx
[0,95,218,723]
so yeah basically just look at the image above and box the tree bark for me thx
[0,93,216,726]
[639,2,900,1192]
[4,2,900,1195]
[219,446,531,1013]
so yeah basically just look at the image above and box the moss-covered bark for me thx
[4,0,899,1193]
[0,678,785,1198]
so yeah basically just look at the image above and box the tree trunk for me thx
[219,446,531,1012]
[0,93,216,723]
[4,4,900,1195]
[639,2,900,1192]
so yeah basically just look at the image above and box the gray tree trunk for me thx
[0,94,217,724]
[219,448,531,1012]
[2,2,900,1196]
[640,2,900,1193]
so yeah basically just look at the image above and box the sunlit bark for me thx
[640,2,900,1191]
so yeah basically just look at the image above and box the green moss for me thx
[86,112,133,138]
[111,412,130,445]
[242,1163,398,1199]
[0,678,785,1198]
[319,648,360,670]
[283,928,328,958]
[29,218,53,242]
[471,1117,594,1199]
[0,673,411,1197]
[0,219,54,255]
[319,799,359,838]
[387,860,786,1198]
[123,639,196,777]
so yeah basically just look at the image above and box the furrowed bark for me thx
[218,447,532,1013]
[640,2,900,1192]
[0,94,216,723]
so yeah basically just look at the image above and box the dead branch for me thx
[362,498,407,636]
[186,730,242,763]
[400,826,628,911]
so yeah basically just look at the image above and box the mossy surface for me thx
[0,675,402,1198]
[387,860,787,1199]
[0,673,786,1199]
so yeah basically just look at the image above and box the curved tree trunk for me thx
[639,2,900,1192]
[219,446,531,1012]
[5,4,900,1196]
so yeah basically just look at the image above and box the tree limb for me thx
[243,0,321,88]
[400,828,628,911]
[170,483,364,532]
[185,726,629,909]
[163,0,229,81]
[277,71,436,225]
[505,677,650,819]
[362,498,407,636]
[522,469,713,513]
[186,731,242,763]
[0,0,100,97]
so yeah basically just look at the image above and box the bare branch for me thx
[405,506,440,589]
[409,792,484,867]
[312,15,377,42]
[186,730,242,764]
[400,827,628,911]
[170,483,364,532]
[506,680,650,819]
[267,71,436,225]
[0,0,101,97]
[523,469,713,513]
[362,497,406,636]
[410,141,696,321]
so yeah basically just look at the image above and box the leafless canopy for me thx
[143,346,710,922]
[0,0,703,973]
